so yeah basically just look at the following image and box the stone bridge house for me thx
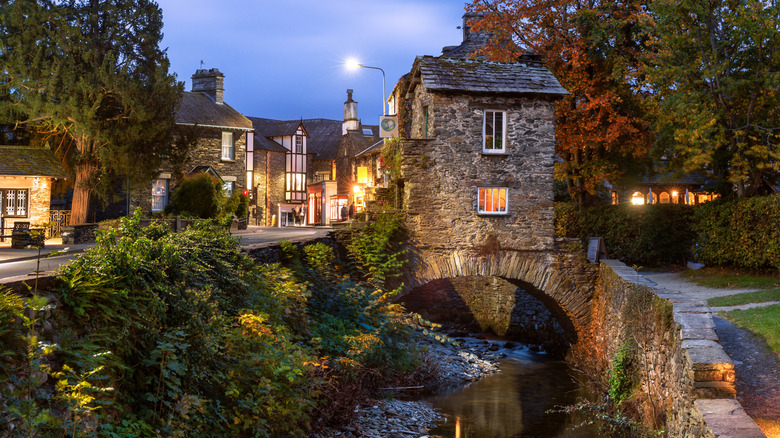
[388,17,600,351]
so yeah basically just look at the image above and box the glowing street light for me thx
[346,58,386,116]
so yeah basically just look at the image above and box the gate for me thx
[49,210,71,237]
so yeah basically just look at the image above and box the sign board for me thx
[379,115,398,138]
[587,237,607,263]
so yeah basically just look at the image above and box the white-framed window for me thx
[222,181,235,197]
[483,110,506,153]
[477,187,508,214]
[295,135,303,154]
[221,131,234,160]
[151,179,168,212]
[2,189,28,217]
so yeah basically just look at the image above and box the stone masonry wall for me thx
[252,150,286,226]
[402,85,557,257]
[130,127,247,215]
[584,261,766,437]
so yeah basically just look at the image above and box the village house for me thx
[130,68,253,215]
[0,145,68,238]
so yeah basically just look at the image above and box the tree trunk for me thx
[70,139,98,225]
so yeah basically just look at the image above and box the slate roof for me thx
[356,139,384,157]
[300,118,342,161]
[413,56,568,97]
[0,145,67,178]
[176,91,253,130]
[249,117,305,138]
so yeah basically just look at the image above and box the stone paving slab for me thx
[682,328,720,341]
[695,399,766,438]
[682,339,722,349]
[675,312,716,329]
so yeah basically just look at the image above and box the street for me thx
[0,226,332,282]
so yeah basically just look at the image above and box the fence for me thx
[49,210,71,238]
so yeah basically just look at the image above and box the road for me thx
[0,226,332,282]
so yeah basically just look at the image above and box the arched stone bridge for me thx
[396,240,598,341]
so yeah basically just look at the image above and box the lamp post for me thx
[346,59,386,116]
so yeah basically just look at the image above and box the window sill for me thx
[481,151,509,157]
[477,212,509,216]
[220,158,236,163]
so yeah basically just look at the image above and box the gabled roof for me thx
[249,117,307,138]
[253,134,288,152]
[176,91,253,130]
[0,145,67,178]
[301,118,342,161]
[356,139,384,157]
[412,56,568,97]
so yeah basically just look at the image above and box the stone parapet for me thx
[600,259,765,438]
[61,224,98,244]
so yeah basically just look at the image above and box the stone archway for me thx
[397,243,597,341]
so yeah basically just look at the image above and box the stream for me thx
[424,339,600,438]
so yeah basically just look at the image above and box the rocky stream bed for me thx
[310,332,531,438]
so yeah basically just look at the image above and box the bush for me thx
[556,202,696,267]
[166,172,221,218]
[692,195,780,271]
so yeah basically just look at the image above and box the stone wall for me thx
[252,149,287,226]
[583,260,766,437]
[401,86,557,257]
[130,127,248,215]
[61,224,98,244]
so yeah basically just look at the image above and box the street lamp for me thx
[346,58,386,116]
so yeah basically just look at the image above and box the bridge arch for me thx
[397,246,597,341]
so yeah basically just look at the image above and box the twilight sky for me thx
[155,0,470,125]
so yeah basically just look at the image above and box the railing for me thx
[49,210,71,238]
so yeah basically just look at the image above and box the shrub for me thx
[556,202,696,267]
[692,195,780,271]
[166,172,222,218]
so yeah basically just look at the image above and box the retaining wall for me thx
[594,260,765,437]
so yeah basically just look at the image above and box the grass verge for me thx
[708,289,780,307]
[681,268,780,289]
[719,304,780,356]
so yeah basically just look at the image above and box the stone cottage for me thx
[393,14,569,254]
[131,68,253,215]
[0,145,68,235]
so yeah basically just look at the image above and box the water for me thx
[425,339,599,438]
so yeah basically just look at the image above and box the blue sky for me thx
[155,0,469,125]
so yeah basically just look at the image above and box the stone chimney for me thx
[192,68,225,104]
[343,89,360,135]
[462,11,487,42]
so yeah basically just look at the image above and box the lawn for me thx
[681,268,780,289]
[708,289,780,307]
[719,305,780,357]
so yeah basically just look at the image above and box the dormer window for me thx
[483,110,506,153]
[221,131,234,160]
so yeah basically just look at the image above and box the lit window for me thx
[631,192,645,205]
[659,192,670,204]
[483,110,506,153]
[221,131,234,160]
[478,187,508,214]
[151,180,168,212]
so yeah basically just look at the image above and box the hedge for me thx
[556,194,780,271]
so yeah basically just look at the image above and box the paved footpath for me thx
[644,271,780,434]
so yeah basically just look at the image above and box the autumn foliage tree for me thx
[643,0,780,197]
[0,0,182,224]
[467,0,654,207]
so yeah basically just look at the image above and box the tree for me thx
[643,0,780,197]
[0,0,182,224]
[467,0,654,208]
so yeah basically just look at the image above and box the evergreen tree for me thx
[0,0,182,224]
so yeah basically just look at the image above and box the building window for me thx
[2,189,29,217]
[221,131,234,160]
[295,135,303,154]
[659,192,671,204]
[483,110,506,153]
[477,187,508,214]
[222,181,235,197]
[151,180,168,212]
[631,191,645,205]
